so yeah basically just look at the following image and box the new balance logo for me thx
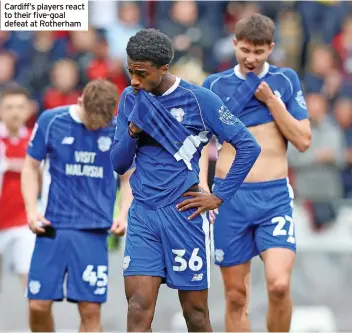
[192,273,203,282]
[62,137,74,144]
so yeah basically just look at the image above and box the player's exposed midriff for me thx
[215,122,288,182]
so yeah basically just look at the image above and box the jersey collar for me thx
[69,105,83,123]
[234,62,269,80]
[149,76,181,97]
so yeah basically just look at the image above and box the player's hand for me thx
[110,217,126,236]
[176,192,223,220]
[209,208,219,224]
[198,184,218,223]
[27,211,51,234]
[255,81,275,104]
[129,123,142,134]
[315,149,335,164]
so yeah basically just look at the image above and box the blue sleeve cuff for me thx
[110,128,137,175]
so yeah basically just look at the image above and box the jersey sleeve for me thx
[197,88,245,142]
[114,89,130,142]
[27,111,52,161]
[202,76,213,90]
[111,88,137,174]
[285,69,309,120]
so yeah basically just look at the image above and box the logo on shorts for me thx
[123,256,131,270]
[214,249,224,263]
[97,136,112,152]
[192,273,203,282]
[28,280,41,295]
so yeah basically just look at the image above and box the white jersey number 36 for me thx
[172,248,203,272]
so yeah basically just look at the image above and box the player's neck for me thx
[75,105,85,122]
[151,73,176,96]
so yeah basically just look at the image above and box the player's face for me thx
[127,58,167,94]
[234,39,274,76]
[0,94,31,131]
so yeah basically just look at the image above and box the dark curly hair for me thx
[126,28,174,67]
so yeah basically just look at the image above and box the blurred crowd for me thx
[1,0,352,229]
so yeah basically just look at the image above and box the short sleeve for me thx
[27,112,51,161]
[196,88,245,143]
[202,76,213,90]
[285,69,309,120]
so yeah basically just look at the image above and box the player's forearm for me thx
[110,129,137,175]
[266,97,311,152]
[119,170,133,219]
[21,163,40,214]
[213,129,261,202]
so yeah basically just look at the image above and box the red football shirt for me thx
[0,123,31,230]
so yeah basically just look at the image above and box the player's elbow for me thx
[296,132,311,153]
[110,144,133,175]
[244,132,261,162]
[252,140,262,159]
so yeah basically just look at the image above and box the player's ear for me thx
[78,95,83,106]
[233,39,238,48]
[160,64,168,75]
[268,42,275,54]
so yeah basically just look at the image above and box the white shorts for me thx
[0,225,35,274]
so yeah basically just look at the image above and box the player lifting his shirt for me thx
[111,28,261,332]
[202,13,311,332]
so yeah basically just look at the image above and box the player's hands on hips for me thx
[198,183,218,224]
[255,81,275,104]
[129,122,142,134]
[27,211,51,234]
[110,217,126,236]
[177,192,223,220]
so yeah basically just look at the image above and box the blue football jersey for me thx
[27,105,117,229]
[203,62,309,128]
[115,77,249,209]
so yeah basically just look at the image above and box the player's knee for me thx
[29,299,51,316]
[182,303,208,330]
[267,278,290,300]
[79,302,101,323]
[128,295,154,326]
[225,286,248,313]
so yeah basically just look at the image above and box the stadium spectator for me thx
[0,85,35,288]
[42,59,80,111]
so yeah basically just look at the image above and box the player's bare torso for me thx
[216,121,288,182]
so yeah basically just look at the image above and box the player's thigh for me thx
[125,275,162,313]
[159,203,211,291]
[66,229,109,303]
[12,225,35,275]
[123,201,166,279]
[27,232,66,300]
[213,197,258,267]
[0,228,12,255]
[261,248,295,292]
